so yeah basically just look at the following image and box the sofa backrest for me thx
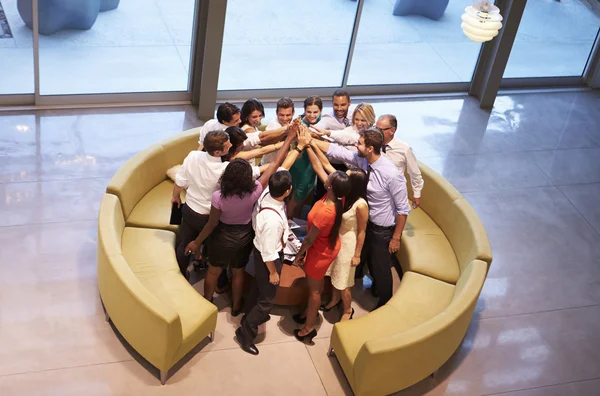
[410,162,491,272]
[160,127,201,170]
[106,144,168,219]
[413,162,462,222]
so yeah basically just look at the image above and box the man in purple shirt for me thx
[310,129,410,308]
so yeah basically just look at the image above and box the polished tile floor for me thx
[1,90,600,395]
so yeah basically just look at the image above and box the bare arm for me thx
[257,133,295,189]
[258,127,288,145]
[235,141,284,161]
[352,203,369,267]
[185,205,221,256]
[171,184,185,207]
[306,147,329,184]
[312,145,336,174]
[310,138,331,153]
[293,225,321,266]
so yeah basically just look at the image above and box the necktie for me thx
[367,165,373,183]
[382,144,388,154]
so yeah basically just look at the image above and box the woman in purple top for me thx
[185,127,303,315]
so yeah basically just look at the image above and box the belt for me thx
[368,221,394,231]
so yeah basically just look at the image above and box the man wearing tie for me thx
[310,129,411,308]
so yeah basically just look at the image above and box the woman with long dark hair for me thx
[292,151,351,342]
[185,127,305,315]
[307,146,369,322]
[240,98,265,133]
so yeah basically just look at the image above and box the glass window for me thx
[34,0,196,95]
[218,0,359,90]
[0,0,34,94]
[504,1,600,78]
[347,0,482,85]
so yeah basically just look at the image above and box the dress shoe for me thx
[231,307,242,317]
[293,328,317,343]
[235,328,259,355]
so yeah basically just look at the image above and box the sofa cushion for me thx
[126,180,179,233]
[397,230,460,284]
[404,206,440,233]
[121,227,217,350]
[332,272,454,386]
[387,271,455,316]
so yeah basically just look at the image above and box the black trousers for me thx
[362,222,400,309]
[176,204,209,275]
[239,247,283,342]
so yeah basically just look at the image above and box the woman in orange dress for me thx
[292,169,351,343]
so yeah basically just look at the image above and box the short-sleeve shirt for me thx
[211,181,264,225]
[307,196,338,251]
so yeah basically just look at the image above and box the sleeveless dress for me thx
[303,196,341,280]
[326,198,367,290]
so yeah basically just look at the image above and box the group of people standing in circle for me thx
[171,90,425,355]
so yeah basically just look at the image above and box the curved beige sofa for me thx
[329,162,492,395]
[97,128,218,385]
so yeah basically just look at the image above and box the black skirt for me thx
[207,221,254,269]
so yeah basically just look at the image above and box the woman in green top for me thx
[287,96,323,219]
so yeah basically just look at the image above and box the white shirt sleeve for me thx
[243,131,262,149]
[405,147,424,199]
[251,166,261,179]
[256,212,284,262]
[266,121,282,131]
[329,127,359,146]
[175,153,191,188]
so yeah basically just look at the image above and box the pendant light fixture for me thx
[461,1,503,42]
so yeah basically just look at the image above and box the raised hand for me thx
[297,125,312,149]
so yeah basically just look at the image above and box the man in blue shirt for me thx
[310,129,411,308]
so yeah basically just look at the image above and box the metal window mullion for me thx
[341,0,365,88]
[584,28,600,88]
[32,0,40,103]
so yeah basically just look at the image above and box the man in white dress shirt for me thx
[172,131,261,276]
[236,170,292,355]
[198,102,241,147]
[376,114,425,208]
[261,97,295,165]
[315,89,352,131]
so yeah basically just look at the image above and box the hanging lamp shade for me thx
[461,1,503,42]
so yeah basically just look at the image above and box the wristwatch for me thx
[295,146,304,153]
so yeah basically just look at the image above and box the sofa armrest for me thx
[98,251,183,371]
[352,260,487,395]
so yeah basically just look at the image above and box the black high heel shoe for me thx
[293,313,307,324]
[293,328,317,343]
[293,313,319,324]
[342,307,355,320]
[319,300,342,312]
